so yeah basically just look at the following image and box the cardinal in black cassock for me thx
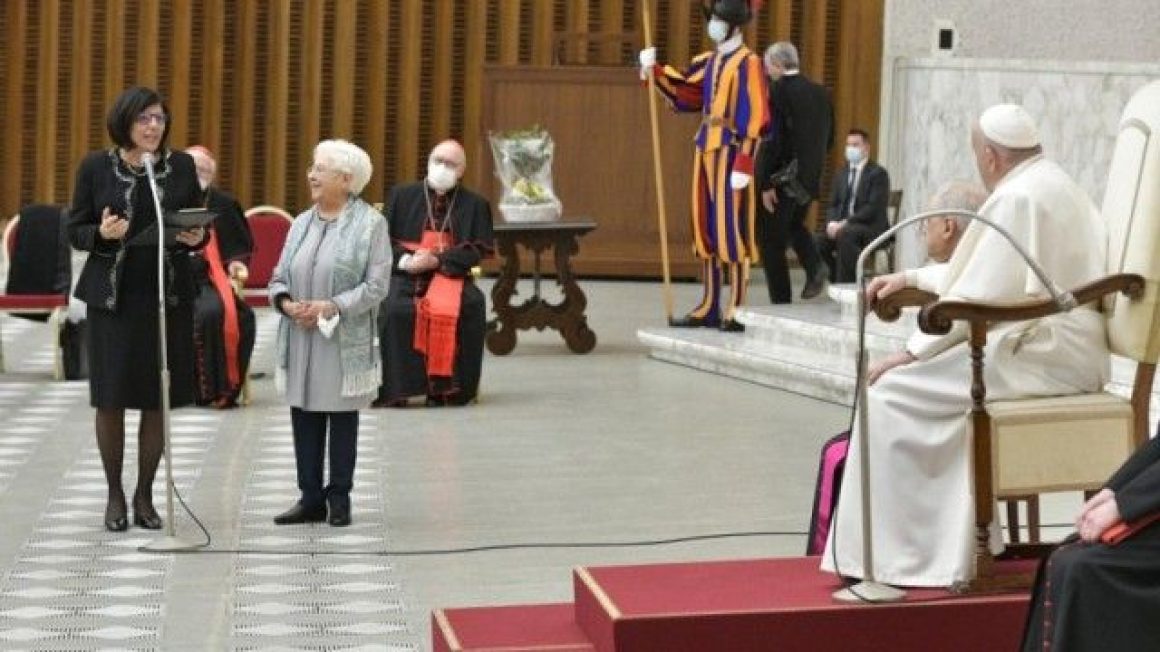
[1021,419,1160,651]
[376,140,494,407]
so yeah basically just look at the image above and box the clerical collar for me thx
[782,69,800,77]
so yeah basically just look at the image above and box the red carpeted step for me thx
[574,556,1033,652]
[433,602,595,652]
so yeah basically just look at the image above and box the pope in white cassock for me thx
[821,104,1110,587]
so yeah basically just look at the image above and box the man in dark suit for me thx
[816,128,891,283]
[756,41,834,303]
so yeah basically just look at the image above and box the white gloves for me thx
[638,47,657,80]
[730,171,751,190]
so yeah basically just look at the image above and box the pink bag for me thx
[806,431,850,555]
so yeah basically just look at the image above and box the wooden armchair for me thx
[873,80,1160,591]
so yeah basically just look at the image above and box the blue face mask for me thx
[845,146,864,165]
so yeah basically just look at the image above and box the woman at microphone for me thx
[268,139,390,527]
[67,86,207,532]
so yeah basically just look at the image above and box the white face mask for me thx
[707,17,731,43]
[845,146,865,165]
[427,162,458,192]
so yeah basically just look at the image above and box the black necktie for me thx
[845,168,856,217]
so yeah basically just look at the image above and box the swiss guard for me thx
[640,0,769,332]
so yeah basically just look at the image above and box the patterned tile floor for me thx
[0,311,420,650]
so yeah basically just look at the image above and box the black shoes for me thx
[132,495,163,530]
[668,314,718,328]
[105,498,128,532]
[328,506,351,527]
[801,263,830,300]
[273,503,327,525]
[719,319,745,333]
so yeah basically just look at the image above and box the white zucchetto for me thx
[979,104,1040,149]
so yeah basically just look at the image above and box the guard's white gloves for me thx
[730,171,751,189]
[638,47,657,80]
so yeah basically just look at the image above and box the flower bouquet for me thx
[489,125,562,222]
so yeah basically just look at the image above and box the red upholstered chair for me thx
[240,205,294,308]
[235,205,293,404]
[0,207,71,379]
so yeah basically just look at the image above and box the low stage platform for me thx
[433,556,1033,651]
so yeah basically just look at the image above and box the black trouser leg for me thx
[759,204,792,304]
[836,223,879,283]
[787,200,821,282]
[290,407,327,508]
[324,411,359,511]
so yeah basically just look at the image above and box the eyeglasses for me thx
[307,164,338,176]
[135,112,168,126]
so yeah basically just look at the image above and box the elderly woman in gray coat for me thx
[268,139,391,527]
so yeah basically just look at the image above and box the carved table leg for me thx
[486,236,521,355]
[554,233,596,354]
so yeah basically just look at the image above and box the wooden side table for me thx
[486,219,597,355]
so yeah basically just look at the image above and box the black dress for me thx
[67,149,203,409]
[377,182,494,405]
[1021,425,1160,651]
[190,187,256,406]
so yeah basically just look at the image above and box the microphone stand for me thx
[139,152,197,553]
[832,208,1071,604]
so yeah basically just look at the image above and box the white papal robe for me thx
[821,156,1110,587]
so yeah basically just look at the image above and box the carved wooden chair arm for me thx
[872,287,940,323]
[918,273,1145,335]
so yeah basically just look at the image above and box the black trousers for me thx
[816,222,881,283]
[758,198,822,304]
[290,408,358,511]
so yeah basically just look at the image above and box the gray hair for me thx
[925,180,989,230]
[314,139,373,195]
[764,42,799,70]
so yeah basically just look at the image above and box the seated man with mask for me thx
[374,140,494,407]
[821,104,1110,588]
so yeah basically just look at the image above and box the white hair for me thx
[926,180,988,230]
[314,139,373,195]
[764,41,799,70]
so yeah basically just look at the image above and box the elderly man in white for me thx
[821,105,1110,587]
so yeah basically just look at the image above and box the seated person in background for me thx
[185,146,256,408]
[1021,419,1160,652]
[821,104,1110,588]
[866,180,988,385]
[815,128,891,283]
[374,140,494,408]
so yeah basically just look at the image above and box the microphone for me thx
[141,151,155,178]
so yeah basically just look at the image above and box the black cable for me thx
[145,529,810,556]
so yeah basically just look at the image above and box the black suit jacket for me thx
[826,160,890,234]
[756,73,834,198]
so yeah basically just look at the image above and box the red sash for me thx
[203,228,242,388]
[404,231,463,377]
[1100,511,1160,545]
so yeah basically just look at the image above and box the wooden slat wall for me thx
[0,0,883,248]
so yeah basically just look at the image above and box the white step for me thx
[639,284,1159,417]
